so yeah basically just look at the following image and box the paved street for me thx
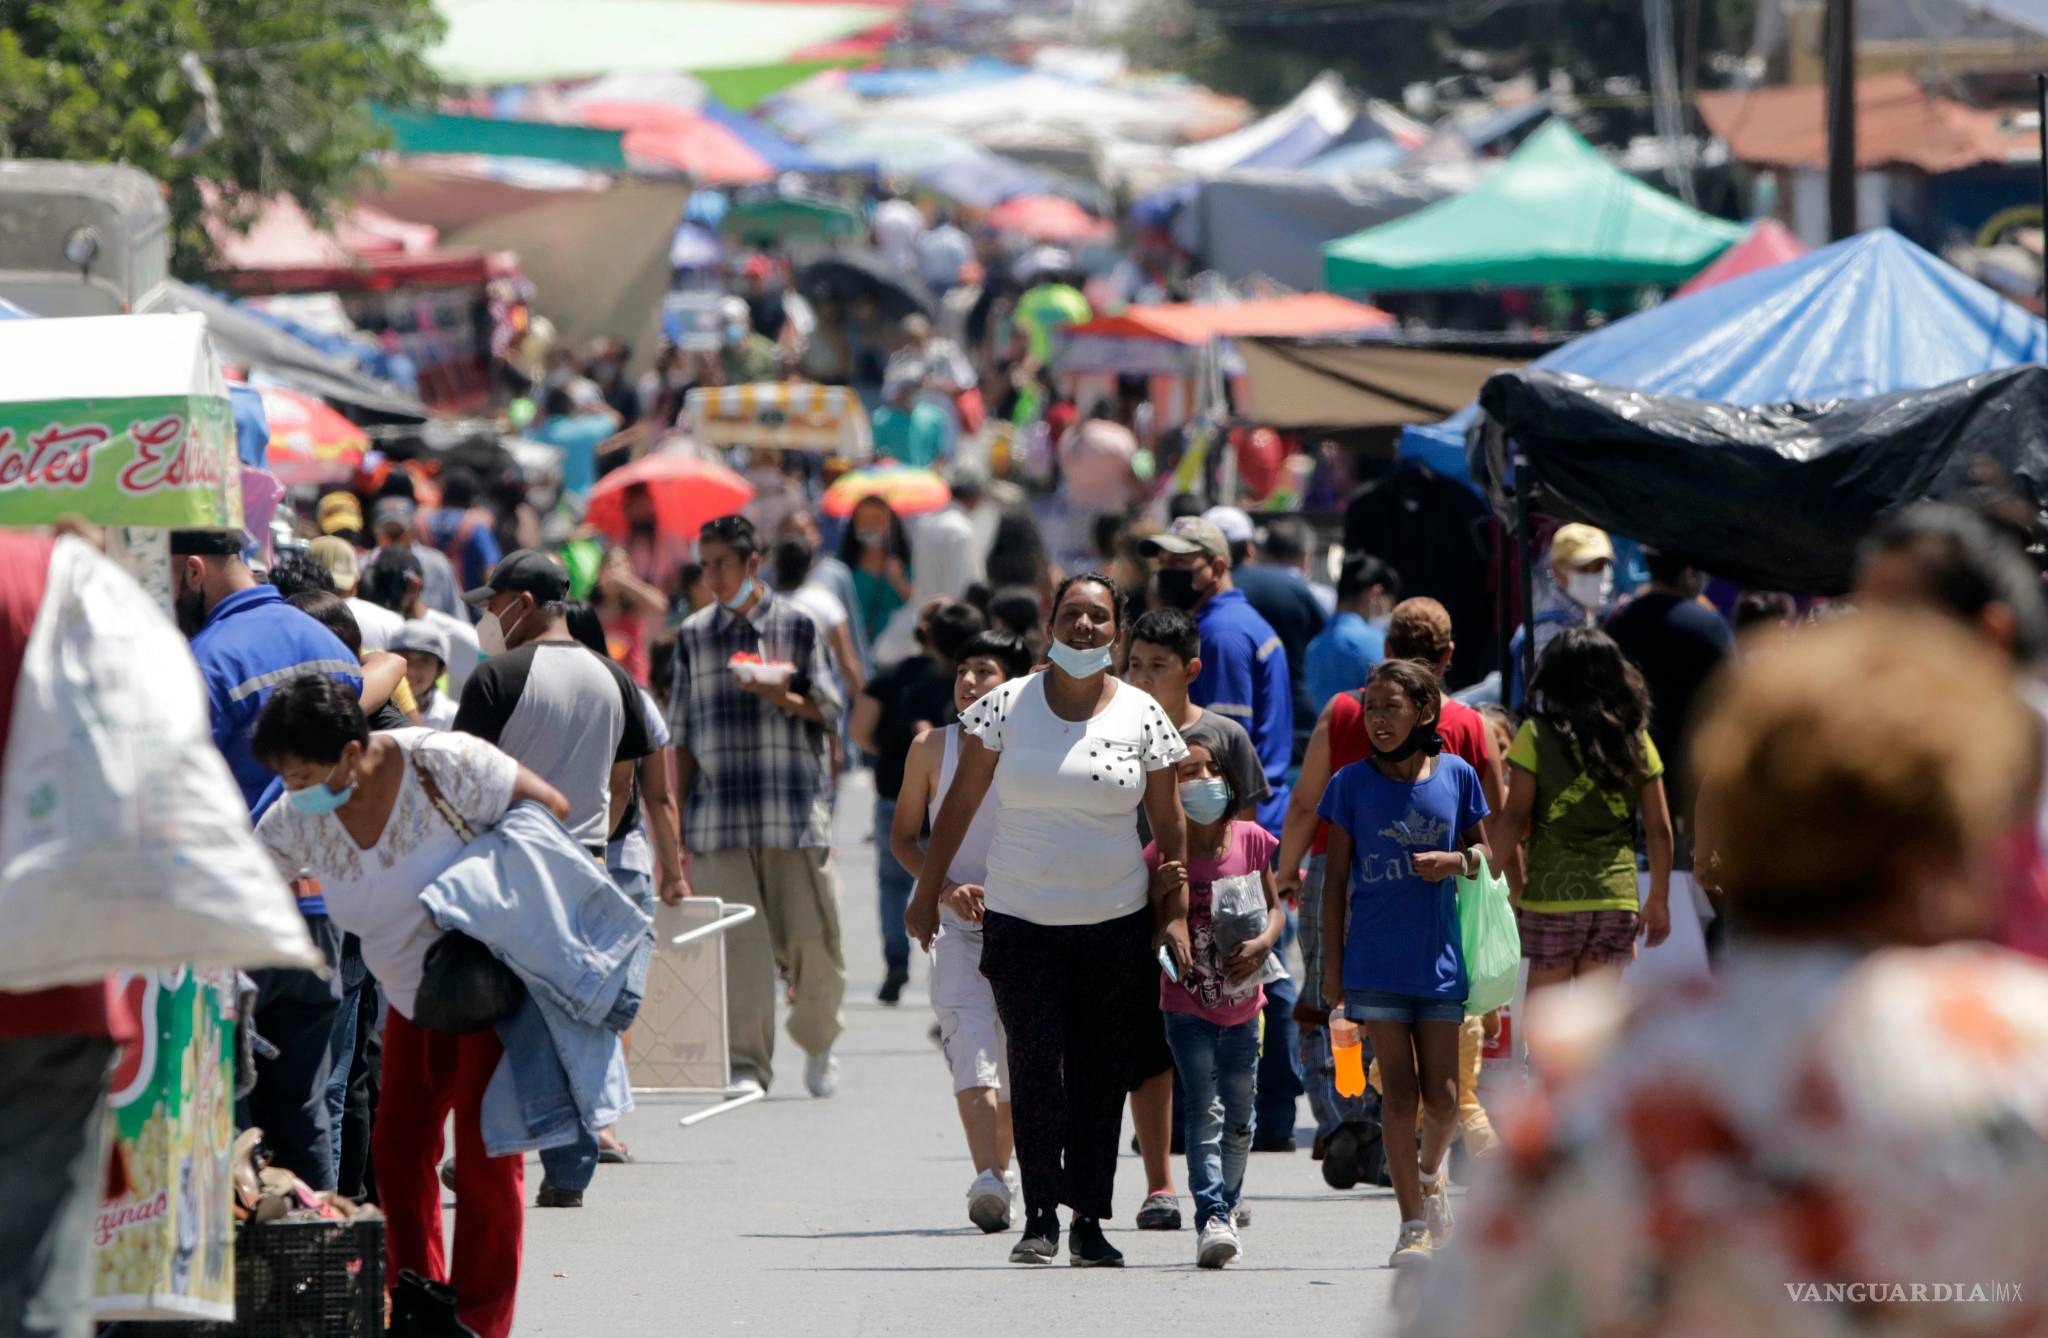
[511,773,1412,1336]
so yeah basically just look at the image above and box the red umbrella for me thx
[985,195,1113,244]
[254,385,367,487]
[584,449,755,540]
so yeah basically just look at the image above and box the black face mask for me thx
[1154,568,1202,611]
[1375,725,1443,763]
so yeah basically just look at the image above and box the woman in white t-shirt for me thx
[909,574,1190,1268]
[252,674,568,1338]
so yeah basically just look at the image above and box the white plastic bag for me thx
[0,538,319,990]
[1210,872,1288,1001]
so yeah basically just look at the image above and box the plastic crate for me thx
[160,1218,384,1336]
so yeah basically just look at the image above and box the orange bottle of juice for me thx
[1330,1008,1367,1098]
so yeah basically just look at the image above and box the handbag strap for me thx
[412,753,476,846]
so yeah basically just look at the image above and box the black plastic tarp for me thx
[1470,365,2048,593]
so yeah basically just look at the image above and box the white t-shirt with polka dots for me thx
[959,671,1188,926]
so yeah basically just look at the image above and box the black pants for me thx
[980,906,1155,1221]
[240,914,343,1190]
[0,1036,114,1338]
[338,978,382,1203]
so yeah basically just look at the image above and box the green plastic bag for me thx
[1456,852,1520,1017]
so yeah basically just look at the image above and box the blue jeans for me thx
[1163,1011,1260,1230]
[324,980,361,1187]
[874,796,913,977]
[539,1129,599,1193]
[1256,906,1303,1141]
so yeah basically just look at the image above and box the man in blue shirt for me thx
[1141,516,1293,833]
[173,530,363,1190]
[1304,553,1401,713]
[1140,515,1303,1149]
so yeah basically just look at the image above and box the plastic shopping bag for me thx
[1456,852,1519,1017]
[1210,872,1288,1001]
[0,538,320,990]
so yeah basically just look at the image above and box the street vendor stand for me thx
[0,310,243,1323]
[683,382,873,458]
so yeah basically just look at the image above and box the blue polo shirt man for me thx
[173,529,362,1190]
[1140,516,1293,834]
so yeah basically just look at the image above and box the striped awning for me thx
[684,382,871,457]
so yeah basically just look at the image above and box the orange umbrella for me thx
[584,449,755,540]
[985,195,1113,244]
[821,464,950,519]
[256,385,367,487]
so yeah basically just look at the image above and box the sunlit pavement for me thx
[512,769,1409,1335]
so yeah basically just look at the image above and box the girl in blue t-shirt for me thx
[1315,659,1490,1266]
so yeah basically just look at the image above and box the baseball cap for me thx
[318,492,363,535]
[307,536,361,593]
[371,496,417,533]
[1137,516,1230,563]
[390,619,450,667]
[463,549,569,608]
[1201,505,1255,548]
[1548,523,1615,569]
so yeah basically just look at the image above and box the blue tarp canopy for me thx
[1401,228,2048,484]
[701,97,853,175]
[919,150,1056,207]
[842,58,1020,99]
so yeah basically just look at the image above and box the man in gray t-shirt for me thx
[456,550,652,1208]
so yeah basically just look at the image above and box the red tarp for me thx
[1065,293,1393,345]
[1698,75,2026,174]
[207,190,488,294]
[1675,218,1810,296]
[984,195,1112,243]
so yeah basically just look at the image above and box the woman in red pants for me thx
[253,674,569,1338]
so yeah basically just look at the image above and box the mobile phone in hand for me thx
[1157,943,1179,983]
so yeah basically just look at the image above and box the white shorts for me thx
[931,909,1009,1097]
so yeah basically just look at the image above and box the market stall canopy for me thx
[1696,75,2027,174]
[150,281,429,422]
[1237,337,1535,430]
[1674,217,1809,295]
[917,150,1058,207]
[374,105,629,171]
[722,194,866,245]
[428,0,897,83]
[795,249,932,318]
[1476,365,2048,593]
[984,195,1111,243]
[1322,121,1743,292]
[1170,160,1488,291]
[204,190,488,294]
[805,120,983,175]
[857,73,1248,149]
[0,313,238,529]
[251,384,369,487]
[1418,228,2048,488]
[684,382,872,455]
[1170,71,1361,174]
[584,447,755,539]
[1055,293,1390,377]
[700,98,849,175]
[842,58,1021,99]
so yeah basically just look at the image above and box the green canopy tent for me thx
[719,196,865,246]
[1322,121,1743,292]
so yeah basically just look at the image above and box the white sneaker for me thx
[967,1170,1013,1234]
[1196,1218,1241,1269]
[1421,1176,1455,1247]
[804,1051,840,1098]
[729,1074,765,1098]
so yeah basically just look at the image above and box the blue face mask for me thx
[1179,777,1232,825]
[721,576,755,611]
[1047,638,1113,679]
[286,761,353,817]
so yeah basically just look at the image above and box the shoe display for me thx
[1421,1176,1455,1248]
[804,1051,840,1098]
[1389,1223,1432,1268]
[967,1170,1013,1234]
[1133,1190,1182,1231]
[1196,1218,1241,1269]
[1010,1211,1059,1264]
[1067,1216,1124,1268]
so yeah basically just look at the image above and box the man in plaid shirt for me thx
[671,514,848,1098]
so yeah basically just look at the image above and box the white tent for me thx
[1172,71,1356,174]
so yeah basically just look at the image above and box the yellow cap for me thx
[1548,522,1614,569]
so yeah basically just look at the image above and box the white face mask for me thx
[1565,569,1612,611]
[477,601,525,656]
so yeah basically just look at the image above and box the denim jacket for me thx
[419,802,654,1156]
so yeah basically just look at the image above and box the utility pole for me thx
[1824,0,1857,240]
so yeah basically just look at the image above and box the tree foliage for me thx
[0,0,443,277]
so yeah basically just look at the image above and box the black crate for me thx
[160,1218,383,1336]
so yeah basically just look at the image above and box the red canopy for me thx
[1064,293,1392,345]
[206,189,488,293]
[1675,218,1810,296]
[984,195,1113,244]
